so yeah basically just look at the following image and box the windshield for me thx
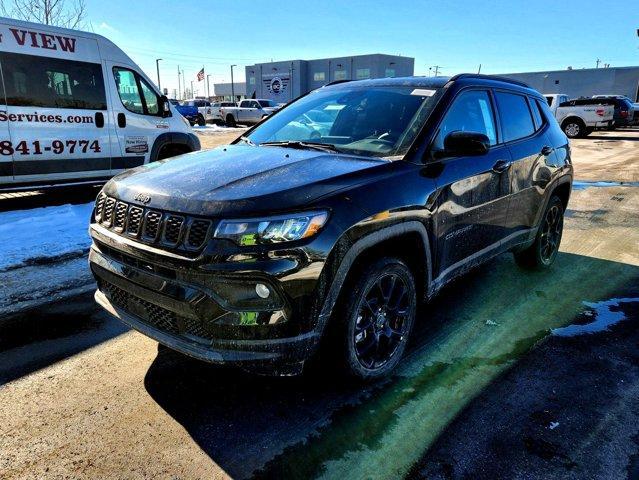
[246,86,440,158]
[258,99,277,108]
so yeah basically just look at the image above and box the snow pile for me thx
[0,202,93,271]
[192,124,247,135]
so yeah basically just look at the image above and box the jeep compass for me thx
[89,74,572,379]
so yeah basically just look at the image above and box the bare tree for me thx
[0,0,87,29]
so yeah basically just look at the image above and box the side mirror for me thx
[443,131,490,157]
[160,95,172,118]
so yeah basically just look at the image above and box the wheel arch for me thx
[315,221,433,335]
[150,132,201,162]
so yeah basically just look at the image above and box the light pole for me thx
[207,74,212,99]
[230,64,237,101]
[190,80,194,99]
[177,65,181,100]
[155,58,162,91]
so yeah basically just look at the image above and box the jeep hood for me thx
[104,145,389,217]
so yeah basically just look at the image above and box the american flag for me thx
[196,68,204,81]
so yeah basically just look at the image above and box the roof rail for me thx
[450,73,531,88]
[324,79,353,87]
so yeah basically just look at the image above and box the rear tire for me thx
[514,195,564,270]
[562,119,586,139]
[329,257,417,381]
[225,115,236,127]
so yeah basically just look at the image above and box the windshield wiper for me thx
[238,136,256,146]
[259,140,342,153]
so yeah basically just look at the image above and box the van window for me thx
[495,91,535,142]
[113,67,159,116]
[0,52,106,110]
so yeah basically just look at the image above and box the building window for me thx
[249,77,255,85]
[385,68,395,78]
[313,72,325,82]
[334,70,347,80]
[356,68,370,80]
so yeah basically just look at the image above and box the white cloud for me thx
[96,22,118,34]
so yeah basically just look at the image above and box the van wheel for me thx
[331,257,417,381]
[226,115,236,127]
[562,119,586,139]
[514,195,564,270]
[196,114,205,127]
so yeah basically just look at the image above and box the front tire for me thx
[225,115,237,127]
[333,257,417,381]
[514,195,564,270]
[196,114,205,127]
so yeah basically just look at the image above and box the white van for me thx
[0,18,200,190]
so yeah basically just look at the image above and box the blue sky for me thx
[87,0,639,96]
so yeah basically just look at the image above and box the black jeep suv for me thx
[89,74,572,379]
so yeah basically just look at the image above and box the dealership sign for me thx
[262,74,290,97]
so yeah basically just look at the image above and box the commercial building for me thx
[212,82,247,102]
[502,66,639,101]
[245,54,414,103]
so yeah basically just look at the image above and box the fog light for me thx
[255,283,270,299]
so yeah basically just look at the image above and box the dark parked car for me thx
[89,74,572,379]
[591,96,636,128]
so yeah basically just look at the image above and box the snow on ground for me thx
[0,202,93,271]
[191,124,243,135]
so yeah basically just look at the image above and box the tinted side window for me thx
[240,100,249,107]
[0,52,106,110]
[495,91,535,142]
[530,98,545,130]
[433,90,497,150]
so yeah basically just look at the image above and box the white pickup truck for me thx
[544,94,614,138]
[220,99,281,127]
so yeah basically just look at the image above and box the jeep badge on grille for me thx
[134,192,152,204]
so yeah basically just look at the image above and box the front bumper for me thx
[88,223,327,366]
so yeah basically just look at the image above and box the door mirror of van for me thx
[443,131,490,157]
[160,95,172,118]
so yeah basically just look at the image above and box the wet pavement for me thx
[0,130,638,479]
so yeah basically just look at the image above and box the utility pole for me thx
[430,65,442,76]
[206,74,212,99]
[155,58,162,91]
[596,58,601,68]
[230,64,237,101]
[177,65,181,100]
[477,64,482,74]
[190,81,194,99]
[181,69,186,100]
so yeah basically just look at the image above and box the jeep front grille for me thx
[93,194,212,253]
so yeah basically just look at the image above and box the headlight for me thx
[215,211,328,246]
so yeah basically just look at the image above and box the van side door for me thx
[108,63,166,170]
[430,89,512,281]
[0,60,12,184]
[0,51,112,184]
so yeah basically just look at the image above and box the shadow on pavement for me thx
[143,252,639,479]
[0,292,129,386]
[0,184,101,213]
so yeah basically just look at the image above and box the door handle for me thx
[541,145,553,156]
[492,159,511,173]
[95,112,104,128]
[117,113,126,128]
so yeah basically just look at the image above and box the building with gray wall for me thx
[501,66,639,101]
[245,54,414,103]
[212,82,246,101]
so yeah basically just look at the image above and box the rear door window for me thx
[0,51,106,110]
[494,91,535,142]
